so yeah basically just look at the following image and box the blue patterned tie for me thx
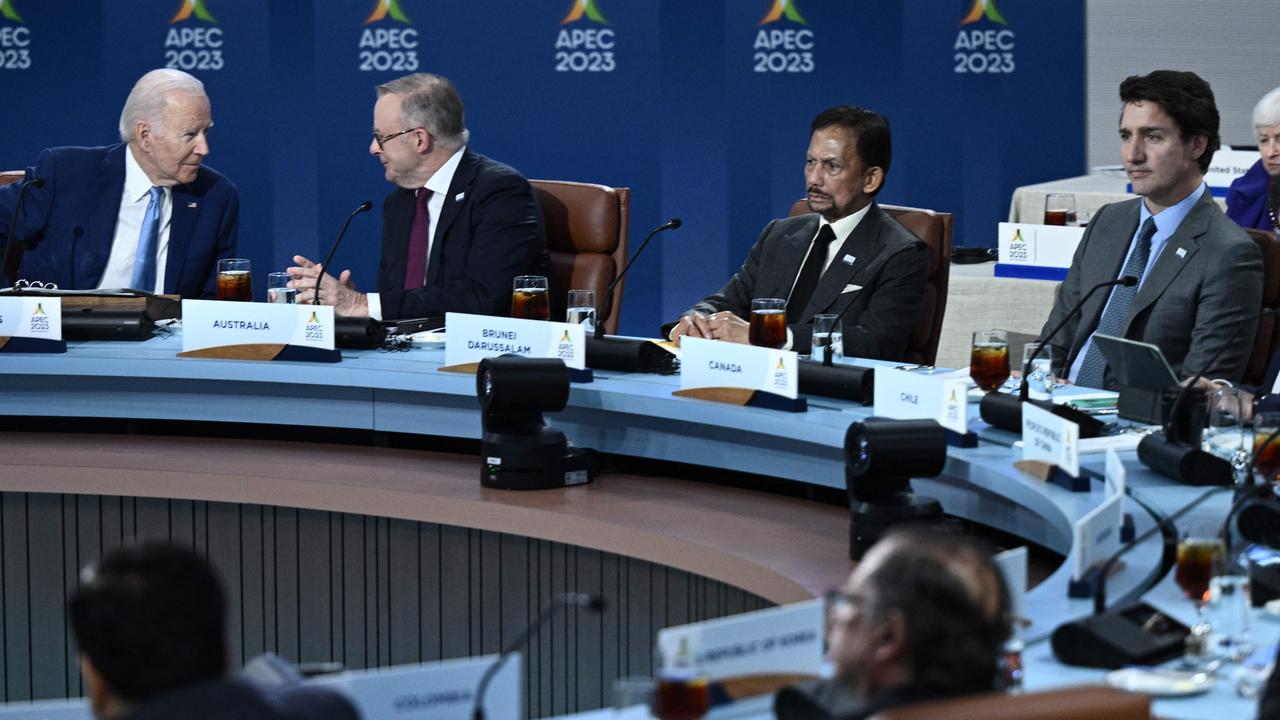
[130,186,163,292]
[1074,217,1158,389]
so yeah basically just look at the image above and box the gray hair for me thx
[1254,87,1280,131]
[118,69,206,143]
[377,73,470,149]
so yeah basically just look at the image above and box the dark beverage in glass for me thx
[216,270,253,302]
[1175,538,1224,604]
[970,330,1010,393]
[1254,430,1280,481]
[512,288,550,321]
[655,673,710,720]
[749,309,786,348]
[1044,210,1068,226]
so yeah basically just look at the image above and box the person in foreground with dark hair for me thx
[1037,70,1262,389]
[775,527,1011,720]
[69,543,357,720]
[667,105,928,360]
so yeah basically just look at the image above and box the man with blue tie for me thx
[0,68,238,298]
[1039,70,1263,389]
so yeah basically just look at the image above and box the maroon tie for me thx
[403,188,432,290]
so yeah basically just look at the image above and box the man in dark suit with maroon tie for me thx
[290,73,548,320]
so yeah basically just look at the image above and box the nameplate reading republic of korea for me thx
[178,300,338,363]
[443,312,585,370]
[678,336,799,400]
[872,368,967,434]
[0,296,65,353]
[1021,401,1080,477]
[656,599,823,682]
[308,654,520,720]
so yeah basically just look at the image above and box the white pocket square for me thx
[841,284,863,294]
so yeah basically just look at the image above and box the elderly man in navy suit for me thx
[0,68,238,298]
[289,73,549,320]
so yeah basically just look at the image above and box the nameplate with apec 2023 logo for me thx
[873,367,967,434]
[675,336,803,411]
[0,296,65,353]
[443,312,585,371]
[179,299,338,362]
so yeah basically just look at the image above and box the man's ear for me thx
[1188,134,1208,165]
[80,654,112,718]
[872,609,908,663]
[861,166,885,196]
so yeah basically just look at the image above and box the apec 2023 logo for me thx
[0,0,32,70]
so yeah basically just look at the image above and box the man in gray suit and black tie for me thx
[1040,70,1263,389]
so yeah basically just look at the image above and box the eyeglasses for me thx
[372,127,422,150]
[824,588,866,613]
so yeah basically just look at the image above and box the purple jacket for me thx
[1226,159,1276,231]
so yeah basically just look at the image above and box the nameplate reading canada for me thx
[0,296,62,340]
[679,336,798,399]
[873,368,967,434]
[181,300,335,352]
[444,312,585,370]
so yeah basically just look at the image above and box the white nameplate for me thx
[679,336,798,400]
[1205,149,1259,191]
[995,546,1028,623]
[181,300,335,352]
[997,222,1086,270]
[309,654,519,720]
[444,312,585,370]
[0,699,88,719]
[1021,402,1079,476]
[873,367,967,434]
[0,296,61,340]
[1105,447,1126,515]
[657,599,823,681]
[1072,490,1124,581]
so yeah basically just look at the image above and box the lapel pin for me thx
[187,201,198,208]
[455,192,465,202]
[1175,247,1186,259]
[843,254,856,266]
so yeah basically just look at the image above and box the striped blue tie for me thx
[130,186,163,292]
[1074,217,1157,389]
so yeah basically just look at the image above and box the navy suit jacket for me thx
[376,149,549,320]
[0,143,238,298]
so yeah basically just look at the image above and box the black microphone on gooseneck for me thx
[471,593,605,720]
[2,176,46,288]
[312,201,373,305]
[979,275,1137,434]
[594,218,681,339]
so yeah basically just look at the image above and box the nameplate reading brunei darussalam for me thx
[0,296,65,353]
[676,336,800,409]
[178,299,338,362]
[443,312,585,372]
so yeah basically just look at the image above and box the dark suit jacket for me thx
[1040,189,1263,384]
[686,203,929,360]
[376,149,549,320]
[0,143,239,298]
[122,678,356,720]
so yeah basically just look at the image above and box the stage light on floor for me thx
[477,355,594,490]
[844,418,946,559]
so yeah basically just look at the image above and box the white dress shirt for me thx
[781,202,872,348]
[97,146,171,292]
[367,145,467,321]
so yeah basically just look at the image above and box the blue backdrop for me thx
[0,0,1084,336]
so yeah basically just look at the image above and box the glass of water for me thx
[267,272,296,304]
[1209,550,1252,661]
[810,314,839,360]
[1203,387,1247,462]
[566,289,596,332]
[1022,343,1055,400]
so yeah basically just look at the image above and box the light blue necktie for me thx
[130,186,163,292]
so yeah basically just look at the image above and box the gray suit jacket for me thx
[687,203,929,360]
[1040,188,1263,384]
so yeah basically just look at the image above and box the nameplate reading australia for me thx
[873,368,967,434]
[443,312,585,370]
[0,296,64,352]
[179,300,337,362]
[679,336,798,399]
[1021,401,1079,476]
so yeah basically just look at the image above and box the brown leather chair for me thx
[869,685,1150,720]
[1244,227,1280,387]
[0,171,23,187]
[531,180,630,334]
[789,200,953,365]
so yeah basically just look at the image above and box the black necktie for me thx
[788,224,837,323]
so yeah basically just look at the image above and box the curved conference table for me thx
[0,329,1261,719]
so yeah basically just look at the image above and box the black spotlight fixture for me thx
[844,418,947,559]
[476,356,594,490]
